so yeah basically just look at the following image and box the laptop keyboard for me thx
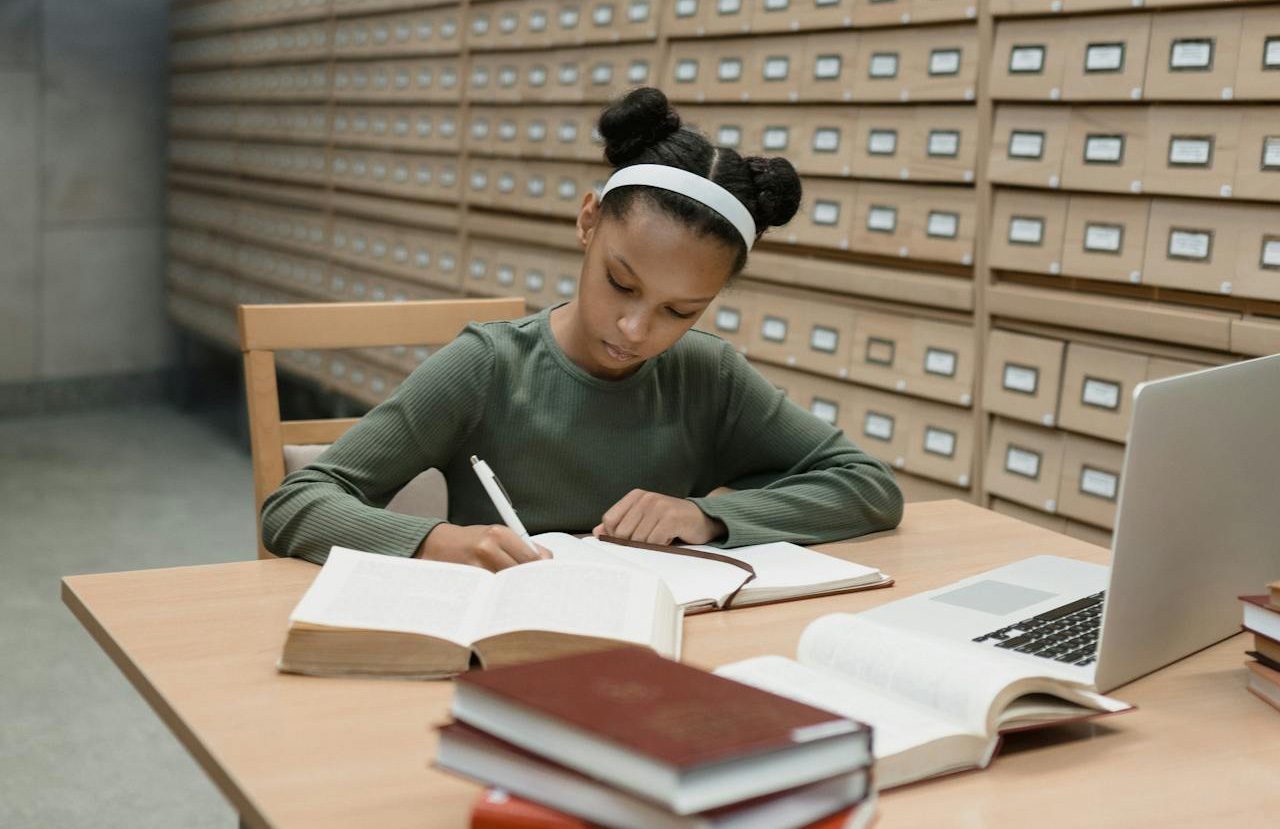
[971,591,1105,667]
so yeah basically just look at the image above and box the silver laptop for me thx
[861,352,1280,693]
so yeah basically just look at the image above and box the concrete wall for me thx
[0,0,173,410]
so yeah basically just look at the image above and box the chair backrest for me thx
[237,298,527,559]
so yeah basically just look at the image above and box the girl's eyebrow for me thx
[608,251,717,304]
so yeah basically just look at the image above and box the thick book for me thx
[439,723,870,829]
[467,789,878,829]
[1270,580,1280,611]
[1241,595,1280,643]
[451,647,873,815]
[714,612,1133,790]
[278,547,681,678]
[535,533,891,611]
[1246,661,1280,713]
[1251,631,1280,666]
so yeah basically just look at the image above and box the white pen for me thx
[470,455,540,554]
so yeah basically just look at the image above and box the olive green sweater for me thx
[261,305,904,564]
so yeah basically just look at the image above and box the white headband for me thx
[598,163,757,250]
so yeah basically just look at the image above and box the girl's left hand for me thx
[593,489,727,545]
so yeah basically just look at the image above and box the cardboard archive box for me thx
[988,105,1070,188]
[1057,342,1148,443]
[988,188,1068,275]
[1060,195,1150,284]
[982,328,1065,427]
[984,417,1066,515]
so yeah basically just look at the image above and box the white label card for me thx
[864,413,894,441]
[761,316,788,342]
[924,428,956,458]
[868,130,897,155]
[560,9,580,27]
[629,61,649,83]
[813,200,840,226]
[1085,135,1124,163]
[1086,43,1124,72]
[629,1,651,22]
[927,211,959,239]
[1009,46,1045,73]
[765,0,789,8]
[1170,40,1212,69]
[1264,137,1280,169]
[1080,467,1118,500]
[1169,229,1211,260]
[1262,239,1280,268]
[500,13,518,32]
[497,266,515,285]
[869,53,898,78]
[675,60,698,82]
[1009,217,1044,245]
[1009,131,1044,159]
[592,64,612,84]
[1005,446,1041,479]
[810,326,839,354]
[718,59,743,81]
[559,65,579,85]
[867,206,897,232]
[525,271,545,291]
[715,307,741,332]
[925,348,957,377]
[676,0,697,16]
[928,131,959,157]
[594,5,614,25]
[815,55,841,79]
[529,11,548,30]
[764,57,790,80]
[718,126,742,147]
[1082,377,1121,410]
[529,67,548,86]
[559,122,578,142]
[811,399,838,425]
[1085,224,1123,253]
[1169,137,1211,166]
[813,128,840,152]
[557,179,577,199]
[557,276,576,297]
[930,49,961,76]
[1267,37,1280,68]
[1003,363,1039,394]
[718,0,740,11]
[764,127,789,150]
[528,121,547,141]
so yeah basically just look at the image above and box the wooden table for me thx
[62,500,1279,829]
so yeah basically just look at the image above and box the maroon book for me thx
[451,647,872,815]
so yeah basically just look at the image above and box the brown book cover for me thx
[1269,580,1280,611]
[1253,631,1280,664]
[454,647,870,771]
[469,789,867,829]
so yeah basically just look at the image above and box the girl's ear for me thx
[576,191,601,248]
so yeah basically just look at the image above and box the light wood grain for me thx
[62,501,1280,829]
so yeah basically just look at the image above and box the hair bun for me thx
[745,156,802,230]
[597,87,682,166]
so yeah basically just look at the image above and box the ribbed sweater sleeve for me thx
[259,327,494,564]
[689,345,905,547]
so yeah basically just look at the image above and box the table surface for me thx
[62,500,1280,829]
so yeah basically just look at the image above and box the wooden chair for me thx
[237,298,527,559]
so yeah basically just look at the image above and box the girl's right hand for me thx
[417,523,552,571]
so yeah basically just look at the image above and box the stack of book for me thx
[1241,581,1280,712]
[435,647,878,829]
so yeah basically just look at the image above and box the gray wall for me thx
[0,0,173,404]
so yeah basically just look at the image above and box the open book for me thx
[714,613,1133,789]
[536,533,890,612]
[279,547,682,679]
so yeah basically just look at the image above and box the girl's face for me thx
[562,194,739,380]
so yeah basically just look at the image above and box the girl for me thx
[262,87,904,569]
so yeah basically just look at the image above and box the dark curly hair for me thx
[595,87,803,275]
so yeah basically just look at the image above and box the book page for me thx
[476,559,672,646]
[797,613,1069,736]
[716,655,961,760]
[686,541,881,594]
[534,533,745,608]
[289,547,492,646]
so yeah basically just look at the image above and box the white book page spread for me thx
[477,558,669,646]
[536,532,746,608]
[289,547,492,646]
[687,541,882,594]
[797,613,1074,736]
[716,655,961,760]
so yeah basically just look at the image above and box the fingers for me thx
[475,526,541,570]
[599,488,645,538]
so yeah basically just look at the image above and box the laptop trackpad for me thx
[930,580,1059,616]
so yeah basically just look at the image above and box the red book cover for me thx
[470,790,859,829]
[454,647,870,771]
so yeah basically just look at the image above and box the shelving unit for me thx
[164,0,1280,545]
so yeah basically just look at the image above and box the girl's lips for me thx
[603,341,638,361]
